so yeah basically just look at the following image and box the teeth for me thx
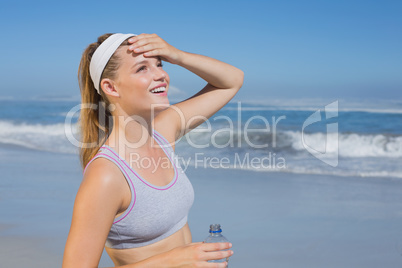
[151,87,166,93]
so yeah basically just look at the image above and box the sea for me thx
[0,96,401,179]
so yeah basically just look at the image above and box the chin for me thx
[150,99,170,112]
[154,97,170,106]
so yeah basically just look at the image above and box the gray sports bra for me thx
[83,129,194,249]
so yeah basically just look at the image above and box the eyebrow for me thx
[132,60,149,69]
[131,57,162,69]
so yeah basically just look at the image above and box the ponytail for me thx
[77,33,130,169]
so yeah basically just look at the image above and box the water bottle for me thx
[203,224,230,266]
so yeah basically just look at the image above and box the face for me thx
[109,46,170,117]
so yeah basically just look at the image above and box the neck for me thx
[103,98,168,154]
[105,112,157,154]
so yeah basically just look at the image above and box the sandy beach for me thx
[1,145,402,267]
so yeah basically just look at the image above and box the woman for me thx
[63,32,244,267]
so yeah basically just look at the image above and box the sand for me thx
[1,145,402,267]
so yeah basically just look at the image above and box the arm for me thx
[62,158,128,267]
[128,34,244,142]
[63,158,233,268]
[173,51,244,137]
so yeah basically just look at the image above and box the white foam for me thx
[286,131,402,158]
[0,120,79,154]
[182,127,402,158]
[1,118,400,179]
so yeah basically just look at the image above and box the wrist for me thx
[173,50,190,66]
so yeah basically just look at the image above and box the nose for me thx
[153,67,167,81]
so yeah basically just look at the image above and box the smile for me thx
[150,86,166,93]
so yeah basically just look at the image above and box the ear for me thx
[100,78,120,97]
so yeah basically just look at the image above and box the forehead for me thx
[117,46,159,66]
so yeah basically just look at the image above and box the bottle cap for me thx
[209,224,222,233]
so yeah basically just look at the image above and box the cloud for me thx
[168,85,185,96]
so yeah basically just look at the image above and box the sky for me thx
[1,0,401,102]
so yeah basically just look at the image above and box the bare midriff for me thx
[105,223,192,266]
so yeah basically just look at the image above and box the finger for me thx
[143,49,164,57]
[129,39,162,53]
[127,35,145,45]
[128,33,159,45]
[204,261,228,268]
[134,44,165,56]
[130,36,157,47]
[202,242,232,252]
[129,34,166,50]
[136,33,158,39]
[205,249,233,261]
[128,36,138,44]
[128,33,155,42]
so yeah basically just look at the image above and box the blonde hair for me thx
[77,33,130,169]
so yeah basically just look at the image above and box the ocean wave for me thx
[28,95,81,102]
[286,131,402,158]
[0,120,78,154]
[222,106,402,114]
[180,129,402,158]
[0,119,401,179]
[1,119,400,158]
[175,153,402,179]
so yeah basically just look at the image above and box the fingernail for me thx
[134,48,141,52]
[231,250,234,254]
[229,243,232,247]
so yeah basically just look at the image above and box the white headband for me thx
[89,33,137,94]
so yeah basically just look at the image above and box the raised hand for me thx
[128,33,184,64]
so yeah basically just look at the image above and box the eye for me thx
[136,66,146,73]
[157,62,163,68]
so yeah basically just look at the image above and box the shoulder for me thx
[83,157,122,185]
[77,157,127,207]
